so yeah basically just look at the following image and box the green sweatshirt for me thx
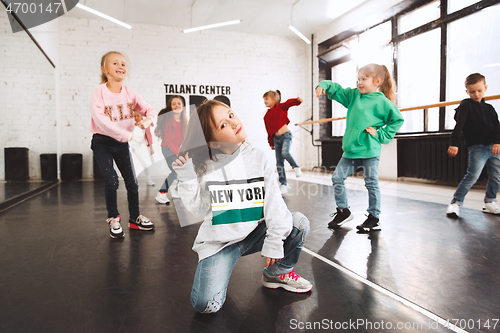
[318,81,404,159]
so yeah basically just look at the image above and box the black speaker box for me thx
[5,147,29,181]
[60,153,82,181]
[40,153,57,181]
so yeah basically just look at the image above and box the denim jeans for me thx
[91,134,140,220]
[331,156,381,218]
[160,146,178,193]
[452,144,500,204]
[190,212,310,314]
[273,131,299,186]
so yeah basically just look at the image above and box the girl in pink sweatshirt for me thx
[90,51,157,239]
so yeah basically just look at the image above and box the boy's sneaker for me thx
[294,167,303,177]
[446,203,460,218]
[482,202,500,215]
[328,207,353,229]
[280,184,291,195]
[262,269,312,293]
[146,180,155,186]
[356,214,381,233]
[129,215,155,231]
[107,216,124,239]
[155,192,170,204]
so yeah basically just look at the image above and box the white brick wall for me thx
[1,13,317,180]
[58,17,315,179]
[0,10,57,180]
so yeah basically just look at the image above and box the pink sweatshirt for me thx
[90,83,157,142]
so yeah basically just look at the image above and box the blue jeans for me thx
[452,144,500,204]
[160,146,178,193]
[274,131,299,186]
[191,212,310,314]
[331,156,381,218]
[91,134,140,220]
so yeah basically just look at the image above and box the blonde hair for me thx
[263,90,281,105]
[359,63,397,105]
[100,51,126,84]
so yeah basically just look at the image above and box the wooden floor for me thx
[0,174,499,333]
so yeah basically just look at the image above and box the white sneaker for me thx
[482,202,500,215]
[146,180,155,186]
[446,203,459,217]
[280,184,291,195]
[294,167,303,177]
[155,192,170,204]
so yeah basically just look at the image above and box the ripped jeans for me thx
[191,212,310,314]
[274,131,300,186]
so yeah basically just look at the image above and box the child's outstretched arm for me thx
[316,81,355,108]
[173,153,211,216]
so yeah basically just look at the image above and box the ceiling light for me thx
[76,4,132,29]
[183,20,241,33]
[288,25,311,44]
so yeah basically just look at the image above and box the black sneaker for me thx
[328,208,353,229]
[356,214,381,233]
[129,215,155,231]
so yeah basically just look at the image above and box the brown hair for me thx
[263,90,281,105]
[359,63,397,105]
[465,73,486,88]
[100,51,126,84]
[179,99,229,176]
[155,95,188,142]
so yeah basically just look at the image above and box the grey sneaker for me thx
[262,269,312,293]
[129,215,154,231]
[107,216,124,239]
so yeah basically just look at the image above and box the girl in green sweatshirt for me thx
[316,63,404,233]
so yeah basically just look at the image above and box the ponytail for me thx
[359,63,397,105]
[379,65,397,105]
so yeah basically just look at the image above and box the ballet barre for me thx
[295,94,500,126]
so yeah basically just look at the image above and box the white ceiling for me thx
[65,0,368,38]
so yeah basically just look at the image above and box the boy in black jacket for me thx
[447,73,500,217]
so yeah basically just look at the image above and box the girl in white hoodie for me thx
[172,99,312,314]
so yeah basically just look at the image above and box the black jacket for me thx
[450,98,500,147]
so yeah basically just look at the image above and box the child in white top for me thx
[129,111,155,186]
[90,51,157,238]
[172,99,312,314]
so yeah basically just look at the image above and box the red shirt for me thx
[263,98,302,147]
[161,119,183,155]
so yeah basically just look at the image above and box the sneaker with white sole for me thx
[155,192,170,204]
[107,216,124,239]
[146,180,155,186]
[262,269,312,293]
[328,207,353,229]
[446,203,460,217]
[129,214,154,231]
[356,214,381,233]
[294,167,303,177]
[482,202,500,215]
[280,184,291,195]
